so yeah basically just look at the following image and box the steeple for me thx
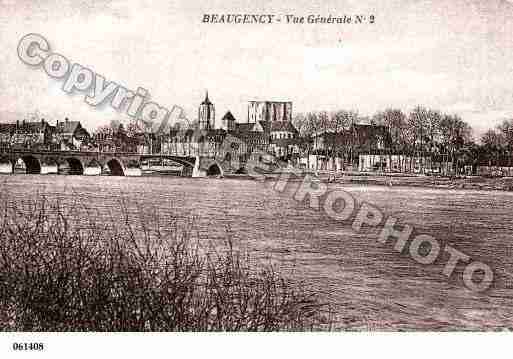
[201,90,212,105]
[198,90,215,130]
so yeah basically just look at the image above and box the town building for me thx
[0,118,90,151]
[198,91,215,130]
[303,123,391,171]
[247,101,292,123]
[160,93,227,157]
[238,100,298,161]
[159,94,300,171]
[0,119,53,150]
[54,118,90,150]
[220,111,236,132]
[268,121,300,160]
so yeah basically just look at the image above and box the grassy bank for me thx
[0,195,331,331]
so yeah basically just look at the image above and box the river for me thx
[2,174,513,330]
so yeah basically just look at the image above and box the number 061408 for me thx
[12,342,45,351]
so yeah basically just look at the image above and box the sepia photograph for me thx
[0,0,513,357]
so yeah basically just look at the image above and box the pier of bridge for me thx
[0,150,228,177]
[0,134,266,178]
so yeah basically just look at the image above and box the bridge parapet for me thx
[0,149,204,177]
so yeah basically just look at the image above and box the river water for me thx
[2,174,513,330]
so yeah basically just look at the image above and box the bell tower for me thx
[198,91,215,130]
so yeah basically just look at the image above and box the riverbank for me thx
[4,168,513,192]
[331,174,513,191]
[260,170,513,192]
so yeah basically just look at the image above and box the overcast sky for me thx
[1,0,513,137]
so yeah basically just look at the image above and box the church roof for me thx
[221,111,236,122]
[56,119,81,134]
[234,120,269,134]
[235,123,256,133]
[270,121,298,134]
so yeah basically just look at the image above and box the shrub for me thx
[0,195,331,331]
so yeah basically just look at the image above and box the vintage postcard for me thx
[0,0,512,357]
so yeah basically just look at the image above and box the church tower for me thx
[198,91,215,130]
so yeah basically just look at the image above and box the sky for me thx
[1,0,513,138]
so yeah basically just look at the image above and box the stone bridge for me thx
[0,150,228,177]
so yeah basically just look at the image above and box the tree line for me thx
[291,106,492,174]
[91,107,513,174]
[480,119,513,168]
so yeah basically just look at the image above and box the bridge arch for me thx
[0,155,11,163]
[0,156,13,174]
[153,156,195,169]
[62,157,84,175]
[43,157,58,166]
[173,159,195,175]
[140,155,195,176]
[87,159,101,168]
[20,155,41,174]
[127,159,140,169]
[206,162,223,177]
[106,158,125,176]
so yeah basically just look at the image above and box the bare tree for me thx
[373,109,407,172]
[329,110,357,170]
[408,106,429,173]
[439,114,473,175]
[292,113,308,136]
[304,112,326,171]
[497,119,513,167]
[481,128,506,168]
[426,109,441,173]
